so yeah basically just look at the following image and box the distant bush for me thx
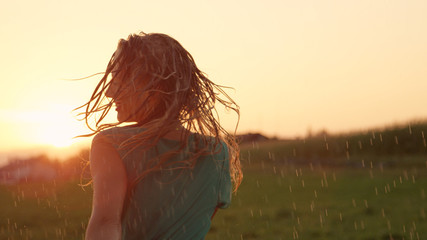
[240,121,427,168]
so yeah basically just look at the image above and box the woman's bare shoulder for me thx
[94,126,141,145]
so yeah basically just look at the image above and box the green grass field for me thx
[1,148,426,239]
[209,167,426,240]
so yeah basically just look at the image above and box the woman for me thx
[78,32,242,239]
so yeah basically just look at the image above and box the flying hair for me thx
[76,32,242,192]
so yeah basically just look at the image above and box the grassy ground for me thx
[1,157,426,239]
[0,180,92,239]
[208,166,426,240]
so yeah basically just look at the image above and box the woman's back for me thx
[101,126,231,239]
[82,32,241,240]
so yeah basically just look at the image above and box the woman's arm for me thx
[85,134,127,240]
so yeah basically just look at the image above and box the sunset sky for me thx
[1,0,427,162]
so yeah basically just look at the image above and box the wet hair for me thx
[77,32,242,192]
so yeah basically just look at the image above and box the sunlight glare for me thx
[36,105,86,148]
[0,105,88,149]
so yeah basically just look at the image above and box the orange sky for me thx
[1,0,427,162]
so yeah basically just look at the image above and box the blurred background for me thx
[1,0,427,239]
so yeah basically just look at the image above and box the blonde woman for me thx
[79,32,242,239]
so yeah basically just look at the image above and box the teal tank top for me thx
[100,126,231,240]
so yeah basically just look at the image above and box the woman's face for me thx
[105,69,148,123]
